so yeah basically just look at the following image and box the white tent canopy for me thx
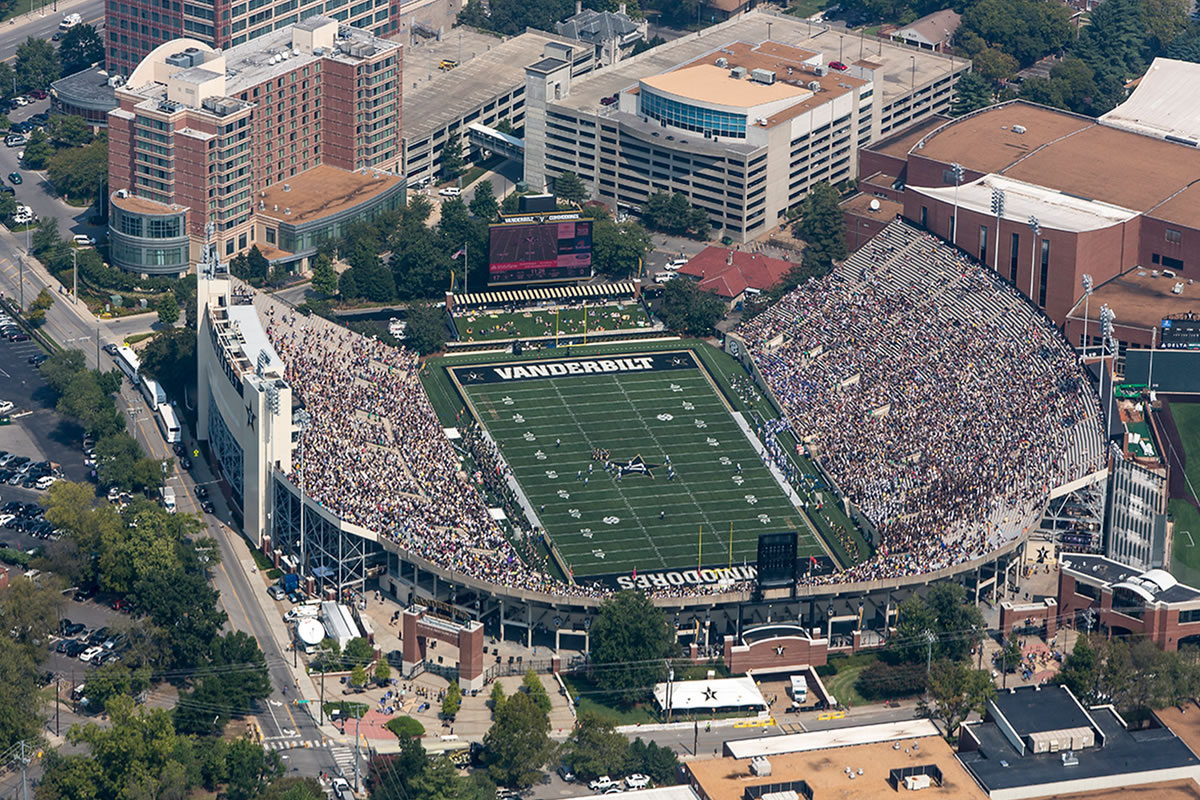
[653,676,768,714]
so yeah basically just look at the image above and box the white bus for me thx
[114,345,140,381]
[156,403,181,444]
[139,374,167,410]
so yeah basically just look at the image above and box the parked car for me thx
[0,401,13,415]
[829,60,848,71]
[102,343,118,356]
[7,172,22,185]
[331,778,352,800]
[625,775,650,790]
[267,585,286,600]
[79,645,105,663]
[200,500,215,514]
[438,187,461,197]
[28,90,47,100]
[590,777,618,792]
[557,766,576,783]
[28,354,48,366]
[8,332,30,342]
[71,234,96,246]
[194,485,208,499]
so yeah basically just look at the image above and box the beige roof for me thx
[641,62,809,108]
[897,8,961,45]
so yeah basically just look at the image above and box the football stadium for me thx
[197,217,1107,658]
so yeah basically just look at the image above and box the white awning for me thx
[653,676,767,713]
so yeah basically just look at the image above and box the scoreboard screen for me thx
[756,532,798,589]
[488,220,592,285]
[1161,316,1200,350]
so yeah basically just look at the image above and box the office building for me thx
[107,16,405,274]
[556,2,646,66]
[523,9,967,243]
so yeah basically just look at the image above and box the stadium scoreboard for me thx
[756,532,798,589]
[488,210,593,286]
[1161,314,1200,350]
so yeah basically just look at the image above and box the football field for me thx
[452,351,825,580]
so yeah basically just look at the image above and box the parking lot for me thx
[44,592,139,689]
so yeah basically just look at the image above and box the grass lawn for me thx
[1172,403,1200,499]
[821,652,879,708]
[785,0,827,17]
[453,301,651,343]
[1170,499,1200,588]
[454,350,824,578]
[561,674,658,725]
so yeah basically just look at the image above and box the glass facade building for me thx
[639,88,747,138]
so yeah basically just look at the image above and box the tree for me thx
[0,63,14,103]
[642,191,709,237]
[0,576,61,661]
[1055,635,1097,702]
[311,253,338,296]
[345,637,375,668]
[626,738,679,785]
[347,665,367,689]
[225,739,284,800]
[22,128,52,170]
[442,681,462,717]
[482,692,555,789]
[95,434,168,492]
[997,636,1023,677]
[47,140,108,204]
[367,740,428,800]
[411,756,494,800]
[554,171,588,206]
[58,24,106,75]
[155,293,180,327]
[658,278,725,337]
[79,662,152,713]
[489,681,507,716]
[14,37,59,93]
[892,583,984,664]
[261,777,326,800]
[47,114,93,148]
[951,72,993,116]
[139,327,196,403]
[470,180,499,220]
[521,670,551,715]
[589,590,676,695]
[0,636,43,752]
[338,268,360,299]
[918,659,995,742]
[441,137,464,181]
[65,695,187,800]
[957,0,1074,69]
[562,713,630,782]
[374,658,391,685]
[793,181,846,276]
[28,287,53,323]
[405,302,447,356]
[590,214,651,279]
[248,246,270,281]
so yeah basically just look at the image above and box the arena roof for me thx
[1067,267,1200,333]
[908,174,1139,233]
[1100,58,1200,145]
[913,100,1200,227]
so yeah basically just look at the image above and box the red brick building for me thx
[858,100,1200,348]
[1057,553,1200,651]
[107,17,405,275]
[676,247,795,308]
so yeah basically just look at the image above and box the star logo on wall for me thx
[246,403,256,430]
[466,371,484,382]
[702,686,717,702]
[775,645,786,657]
[615,455,662,478]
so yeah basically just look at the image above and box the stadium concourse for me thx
[737,219,1106,585]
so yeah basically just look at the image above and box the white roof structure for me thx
[226,305,284,375]
[621,788,700,800]
[724,719,942,759]
[1100,58,1200,145]
[909,174,1139,233]
[653,676,767,713]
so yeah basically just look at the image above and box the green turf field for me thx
[1169,403,1200,585]
[453,302,652,343]
[453,351,825,579]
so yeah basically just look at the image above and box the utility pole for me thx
[72,248,78,304]
[924,630,936,675]
[56,678,61,736]
[693,719,699,755]
[354,711,363,794]
[320,669,325,725]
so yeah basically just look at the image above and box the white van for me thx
[790,674,808,705]
[160,486,176,513]
[438,186,461,197]
[59,12,82,31]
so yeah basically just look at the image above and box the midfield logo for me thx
[614,454,661,478]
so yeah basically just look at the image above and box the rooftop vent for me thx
[1012,124,1027,134]
[284,208,291,215]
[749,757,771,777]
[750,68,776,84]
[715,57,728,68]
[730,66,747,79]
[808,80,821,91]
[283,183,291,192]
[1062,751,1079,767]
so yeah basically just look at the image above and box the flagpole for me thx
[582,300,588,346]
[698,525,702,571]
[555,306,560,348]
[464,242,468,294]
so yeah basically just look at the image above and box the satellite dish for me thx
[869,199,881,212]
[296,618,324,646]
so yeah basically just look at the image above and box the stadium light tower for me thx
[951,162,965,247]
[1081,274,1094,357]
[1027,216,1041,302]
[1099,304,1116,435]
[990,187,1005,274]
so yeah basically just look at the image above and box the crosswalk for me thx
[263,737,329,751]
[330,745,358,778]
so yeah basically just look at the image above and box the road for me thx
[0,229,341,781]
[0,0,104,63]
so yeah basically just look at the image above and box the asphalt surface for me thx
[0,0,105,63]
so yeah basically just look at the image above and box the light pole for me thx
[991,188,1005,274]
[72,248,78,304]
[1080,274,1093,356]
[1099,305,1116,435]
[950,162,964,247]
[1027,216,1040,303]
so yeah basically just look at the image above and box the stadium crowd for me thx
[738,220,1104,584]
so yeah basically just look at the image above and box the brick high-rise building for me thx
[107,16,405,274]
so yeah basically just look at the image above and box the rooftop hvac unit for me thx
[750,68,776,84]
[808,80,821,91]
[1174,282,1185,294]
[903,775,932,791]
[730,66,747,79]
[814,65,827,76]
[1012,124,1027,134]
[715,57,729,68]
[749,757,772,777]
[165,51,194,68]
